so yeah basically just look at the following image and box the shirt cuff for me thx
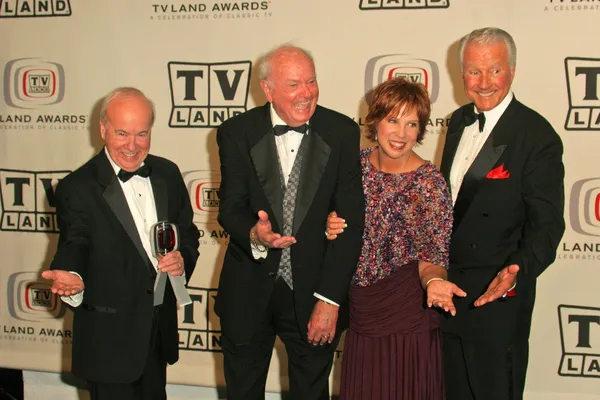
[251,241,268,259]
[60,271,84,307]
[314,293,339,307]
[502,280,517,298]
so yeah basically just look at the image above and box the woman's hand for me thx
[325,211,346,240]
[426,279,467,316]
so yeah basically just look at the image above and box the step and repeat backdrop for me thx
[0,0,599,398]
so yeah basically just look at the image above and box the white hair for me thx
[458,27,516,71]
[258,44,315,86]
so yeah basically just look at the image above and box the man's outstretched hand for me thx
[474,264,519,307]
[42,270,84,296]
[254,210,296,249]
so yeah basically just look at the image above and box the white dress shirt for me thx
[449,92,513,204]
[61,148,159,307]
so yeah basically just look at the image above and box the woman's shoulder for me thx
[415,162,450,191]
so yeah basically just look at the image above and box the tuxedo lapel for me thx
[453,100,518,229]
[249,104,284,231]
[146,156,168,222]
[293,125,330,236]
[248,103,331,235]
[440,126,465,186]
[94,151,154,276]
[440,106,473,188]
[453,139,506,228]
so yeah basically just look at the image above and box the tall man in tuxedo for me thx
[42,87,200,400]
[438,27,565,400]
[215,45,365,399]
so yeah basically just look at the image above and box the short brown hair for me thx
[365,78,431,144]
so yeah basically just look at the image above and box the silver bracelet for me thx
[250,229,267,252]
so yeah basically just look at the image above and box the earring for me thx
[374,133,378,141]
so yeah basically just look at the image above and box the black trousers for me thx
[221,278,340,400]
[88,308,167,400]
[443,333,529,400]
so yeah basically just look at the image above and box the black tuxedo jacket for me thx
[439,98,565,342]
[50,150,199,383]
[214,103,365,344]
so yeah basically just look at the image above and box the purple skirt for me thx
[340,261,445,400]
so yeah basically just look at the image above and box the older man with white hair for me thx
[214,45,365,399]
[439,27,565,400]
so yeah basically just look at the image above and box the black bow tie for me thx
[117,165,152,182]
[272,124,309,136]
[463,106,486,133]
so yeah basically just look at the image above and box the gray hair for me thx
[258,44,315,86]
[99,87,156,127]
[458,27,517,71]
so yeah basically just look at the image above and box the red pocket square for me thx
[486,164,510,179]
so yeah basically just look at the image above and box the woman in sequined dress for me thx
[326,78,466,400]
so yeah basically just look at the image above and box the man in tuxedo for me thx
[42,87,200,400]
[438,27,565,400]
[215,45,365,399]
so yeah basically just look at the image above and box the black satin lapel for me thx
[440,124,465,184]
[150,174,168,222]
[103,180,153,272]
[93,149,116,188]
[453,139,507,229]
[293,131,331,236]
[250,133,284,231]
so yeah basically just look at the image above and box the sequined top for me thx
[352,147,453,287]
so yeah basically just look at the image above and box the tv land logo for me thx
[183,170,220,223]
[150,2,272,21]
[564,57,600,131]
[0,0,71,18]
[0,169,69,233]
[178,286,221,352]
[365,55,439,103]
[168,61,251,128]
[569,178,600,236]
[7,272,67,321]
[3,58,65,109]
[558,305,600,378]
[359,0,449,10]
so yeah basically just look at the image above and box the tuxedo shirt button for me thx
[146,288,153,295]
[470,244,477,249]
